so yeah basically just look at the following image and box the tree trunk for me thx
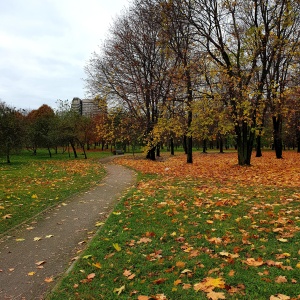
[219,136,224,153]
[186,135,193,163]
[70,141,78,158]
[81,143,87,159]
[272,115,283,159]
[146,147,156,160]
[202,139,207,153]
[256,132,262,157]
[170,137,174,155]
[47,147,52,158]
[156,143,160,157]
[236,122,255,166]
[297,130,300,153]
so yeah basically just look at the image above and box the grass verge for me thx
[48,152,300,300]
[0,150,111,234]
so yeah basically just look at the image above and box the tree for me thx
[85,0,173,160]
[25,104,56,157]
[0,101,24,163]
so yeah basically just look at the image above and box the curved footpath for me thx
[0,158,136,299]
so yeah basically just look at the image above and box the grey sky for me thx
[0,0,129,110]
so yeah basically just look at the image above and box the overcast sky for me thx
[0,0,129,110]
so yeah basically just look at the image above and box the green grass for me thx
[0,149,111,234]
[48,173,300,299]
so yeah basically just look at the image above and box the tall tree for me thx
[85,0,172,160]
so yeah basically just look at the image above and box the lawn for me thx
[0,150,111,235]
[47,151,300,300]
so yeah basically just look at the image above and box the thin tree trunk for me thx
[256,131,262,157]
[70,141,78,158]
[170,137,174,155]
[272,115,283,159]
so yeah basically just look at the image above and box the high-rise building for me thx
[71,97,101,116]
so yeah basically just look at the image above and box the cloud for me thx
[0,0,129,110]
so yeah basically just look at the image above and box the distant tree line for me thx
[85,0,300,165]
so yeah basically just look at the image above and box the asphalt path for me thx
[0,159,136,299]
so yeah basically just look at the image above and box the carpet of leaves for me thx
[116,151,300,188]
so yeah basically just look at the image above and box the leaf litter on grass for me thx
[49,152,300,299]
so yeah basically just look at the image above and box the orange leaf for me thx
[87,273,96,280]
[207,291,226,300]
[176,261,186,268]
[243,258,264,267]
[153,278,167,285]
[44,277,54,283]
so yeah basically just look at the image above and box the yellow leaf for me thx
[33,237,42,241]
[113,285,125,295]
[113,243,121,252]
[92,262,102,269]
[15,238,25,242]
[45,235,54,238]
[277,238,288,243]
[28,271,35,276]
[31,194,38,199]
[95,222,105,227]
[296,262,300,268]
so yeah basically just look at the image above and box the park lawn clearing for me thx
[48,151,300,299]
[0,150,109,234]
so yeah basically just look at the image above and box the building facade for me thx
[71,97,102,117]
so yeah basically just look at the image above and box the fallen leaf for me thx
[176,261,186,268]
[45,235,54,238]
[275,276,288,283]
[153,278,167,285]
[270,294,290,300]
[35,261,46,266]
[28,271,35,276]
[182,283,192,289]
[95,221,105,227]
[137,237,152,244]
[137,296,149,300]
[113,285,125,295]
[243,258,264,267]
[2,214,12,219]
[174,279,182,286]
[92,262,102,269]
[277,238,288,243]
[87,273,96,280]
[207,291,226,300]
[113,243,122,252]
[33,237,42,241]
[15,238,25,242]
[44,277,54,283]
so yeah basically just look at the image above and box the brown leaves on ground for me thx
[116,152,300,188]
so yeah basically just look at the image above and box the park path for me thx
[0,159,136,299]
